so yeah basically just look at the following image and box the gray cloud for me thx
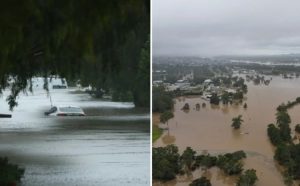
[153,0,300,56]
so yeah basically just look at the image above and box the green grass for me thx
[153,125,162,142]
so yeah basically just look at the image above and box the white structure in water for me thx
[29,76,68,91]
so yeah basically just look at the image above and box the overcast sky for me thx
[153,0,300,57]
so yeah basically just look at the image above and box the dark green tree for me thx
[231,115,244,129]
[210,93,220,105]
[295,124,300,133]
[160,111,174,126]
[152,145,181,180]
[190,177,212,186]
[267,124,283,146]
[152,86,173,112]
[276,104,287,112]
[134,37,150,107]
[221,92,230,104]
[237,169,258,186]
[200,155,217,171]
[279,123,292,142]
[181,147,196,171]
[233,91,244,100]
[0,157,25,185]
[276,111,291,127]
[274,144,292,167]
[216,151,246,175]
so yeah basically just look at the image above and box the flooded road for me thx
[0,89,150,186]
[154,75,300,186]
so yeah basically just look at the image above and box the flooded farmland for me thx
[0,89,150,186]
[153,75,300,186]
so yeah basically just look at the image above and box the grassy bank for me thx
[152,113,162,142]
[153,125,162,142]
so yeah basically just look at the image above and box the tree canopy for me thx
[152,145,181,180]
[0,0,150,110]
[152,85,173,112]
[267,100,300,183]
[190,177,211,186]
[231,115,244,129]
[160,111,174,125]
[0,157,24,185]
[153,144,248,183]
[237,169,258,186]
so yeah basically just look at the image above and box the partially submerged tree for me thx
[237,169,258,186]
[190,177,211,186]
[210,93,220,105]
[181,147,196,171]
[196,103,200,110]
[295,124,300,133]
[216,151,246,175]
[182,103,190,110]
[276,111,291,127]
[231,115,244,129]
[152,145,181,180]
[268,124,283,146]
[221,92,229,104]
[160,111,174,126]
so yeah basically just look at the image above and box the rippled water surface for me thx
[0,89,150,186]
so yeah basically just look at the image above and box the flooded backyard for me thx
[154,75,300,186]
[0,89,150,186]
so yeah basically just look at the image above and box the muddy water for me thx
[154,76,300,186]
[0,89,150,186]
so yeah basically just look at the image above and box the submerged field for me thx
[153,75,300,186]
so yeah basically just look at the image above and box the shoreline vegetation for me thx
[152,113,163,142]
[267,97,300,185]
[153,145,258,186]
[152,86,174,142]
[0,157,25,186]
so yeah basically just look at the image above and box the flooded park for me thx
[153,75,300,186]
[0,89,150,186]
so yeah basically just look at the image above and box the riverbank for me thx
[152,113,162,142]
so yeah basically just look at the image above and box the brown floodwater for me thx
[153,75,300,186]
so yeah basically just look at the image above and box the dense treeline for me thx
[153,145,257,186]
[152,86,174,142]
[152,86,173,113]
[0,157,24,185]
[0,0,150,109]
[267,97,300,185]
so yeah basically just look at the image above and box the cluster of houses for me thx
[153,69,239,101]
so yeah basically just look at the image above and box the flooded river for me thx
[154,75,300,186]
[0,89,150,186]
